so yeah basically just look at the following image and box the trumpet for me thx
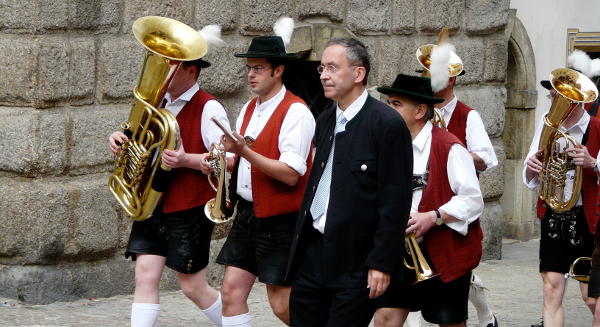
[404,233,438,283]
[204,143,237,223]
[565,257,591,282]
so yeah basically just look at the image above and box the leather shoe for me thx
[486,314,498,327]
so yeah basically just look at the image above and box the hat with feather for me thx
[191,24,227,68]
[234,17,298,59]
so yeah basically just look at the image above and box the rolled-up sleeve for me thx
[278,103,316,176]
[465,110,498,173]
[522,113,545,190]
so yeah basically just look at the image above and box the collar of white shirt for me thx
[439,95,458,116]
[560,108,590,135]
[413,121,433,152]
[335,89,368,122]
[255,85,287,112]
[165,83,200,104]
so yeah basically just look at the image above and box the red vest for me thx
[536,116,600,235]
[233,90,312,218]
[418,126,484,283]
[446,100,473,146]
[161,89,216,214]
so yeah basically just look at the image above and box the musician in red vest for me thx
[216,31,316,327]
[108,53,231,326]
[373,74,484,327]
[524,79,600,327]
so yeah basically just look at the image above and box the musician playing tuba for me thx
[374,74,484,327]
[524,50,600,327]
[107,17,230,327]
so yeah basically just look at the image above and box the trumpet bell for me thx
[416,44,463,77]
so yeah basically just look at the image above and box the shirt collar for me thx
[336,89,369,122]
[165,83,199,104]
[256,85,286,111]
[413,121,433,151]
[561,107,590,134]
[439,95,458,115]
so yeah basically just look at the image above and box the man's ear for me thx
[274,65,285,78]
[415,103,428,120]
[354,66,366,84]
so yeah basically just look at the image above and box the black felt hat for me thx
[377,74,445,104]
[540,80,551,90]
[234,36,298,59]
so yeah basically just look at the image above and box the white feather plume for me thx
[197,25,226,49]
[430,43,455,92]
[590,58,600,79]
[273,17,294,48]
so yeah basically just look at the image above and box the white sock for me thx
[201,293,223,327]
[405,311,422,327]
[222,312,252,327]
[469,274,495,327]
[131,303,160,327]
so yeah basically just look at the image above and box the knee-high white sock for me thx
[222,312,252,327]
[405,311,422,327]
[131,303,160,327]
[469,274,495,327]
[201,293,223,327]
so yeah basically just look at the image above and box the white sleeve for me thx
[200,100,231,151]
[236,101,250,134]
[522,113,546,190]
[277,102,316,176]
[465,110,498,173]
[439,144,485,236]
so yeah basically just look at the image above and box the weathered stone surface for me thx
[0,36,38,107]
[360,37,381,87]
[375,36,418,87]
[479,138,505,200]
[195,0,239,32]
[501,158,539,241]
[97,37,144,103]
[206,239,226,287]
[481,200,502,260]
[416,0,462,33]
[201,36,248,97]
[454,86,507,137]
[465,0,509,35]
[69,37,96,105]
[347,0,391,35]
[69,105,129,169]
[0,109,67,176]
[0,0,37,31]
[36,37,70,108]
[38,0,70,30]
[297,0,345,22]
[122,0,195,34]
[0,178,71,265]
[69,0,121,31]
[239,0,295,35]
[455,37,485,85]
[391,0,416,35]
[484,38,508,83]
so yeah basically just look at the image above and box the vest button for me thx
[361,164,367,171]
[321,162,325,168]
[304,210,307,216]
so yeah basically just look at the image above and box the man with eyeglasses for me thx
[217,34,316,327]
[285,38,413,327]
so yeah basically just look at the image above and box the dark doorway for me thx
[284,60,334,119]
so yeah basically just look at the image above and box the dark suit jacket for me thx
[286,95,413,289]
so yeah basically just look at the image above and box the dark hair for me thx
[181,59,205,78]
[266,57,286,78]
[406,96,434,121]
[325,38,371,85]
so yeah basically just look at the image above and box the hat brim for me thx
[376,87,445,104]
[540,80,551,90]
[234,51,298,59]
[197,59,211,68]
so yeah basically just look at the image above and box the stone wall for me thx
[0,0,511,303]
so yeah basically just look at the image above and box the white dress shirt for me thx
[439,96,498,173]
[235,85,316,202]
[522,109,591,206]
[412,121,484,235]
[163,83,231,151]
[313,89,369,234]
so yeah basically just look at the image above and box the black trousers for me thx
[290,227,375,327]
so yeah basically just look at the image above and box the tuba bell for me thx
[204,143,238,223]
[403,233,438,283]
[538,68,598,213]
[108,16,208,220]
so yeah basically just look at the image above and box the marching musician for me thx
[286,38,413,327]
[524,77,600,327]
[216,18,316,327]
[373,74,484,327]
[108,33,231,327]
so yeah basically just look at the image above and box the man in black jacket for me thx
[286,38,413,327]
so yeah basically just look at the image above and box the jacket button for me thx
[304,210,307,216]
[313,185,316,191]
[329,136,333,141]
[321,162,325,168]
[361,164,367,171]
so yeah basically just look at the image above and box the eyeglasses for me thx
[317,64,360,75]
[245,65,269,74]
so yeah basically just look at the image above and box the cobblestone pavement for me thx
[0,239,593,327]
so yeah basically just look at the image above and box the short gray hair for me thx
[325,38,371,85]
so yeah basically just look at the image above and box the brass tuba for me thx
[403,233,438,283]
[538,68,598,212]
[204,143,237,223]
[565,257,592,282]
[108,16,208,220]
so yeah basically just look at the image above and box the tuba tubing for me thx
[204,143,237,223]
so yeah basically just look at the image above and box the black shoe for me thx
[486,314,498,327]
[530,319,543,327]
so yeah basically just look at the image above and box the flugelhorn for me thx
[538,68,598,212]
[565,257,592,282]
[204,143,237,223]
[108,16,207,220]
[403,233,438,283]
